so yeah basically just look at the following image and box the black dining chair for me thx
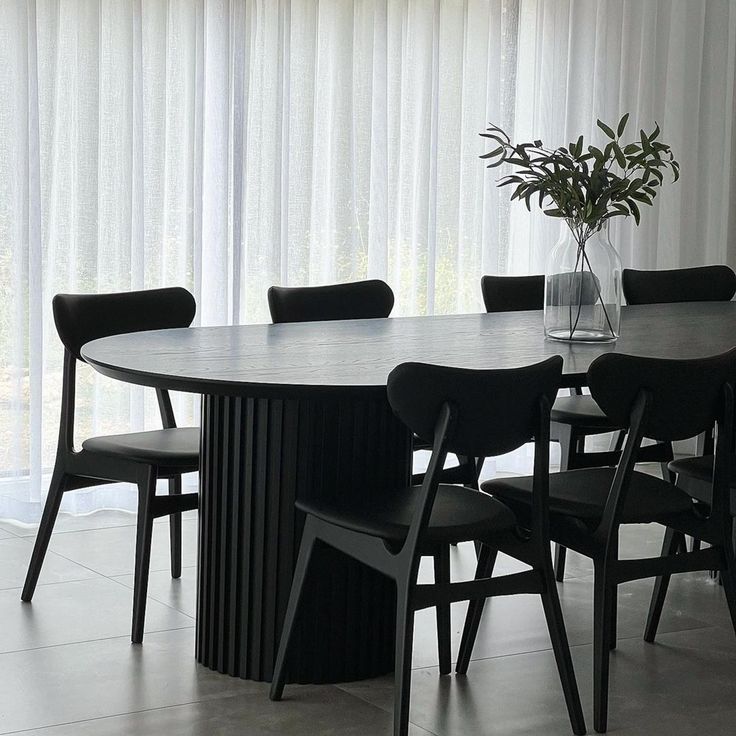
[270,357,586,736]
[21,288,200,644]
[482,274,669,581]
[268,277,464,674]
[622,264,736,305]
[458,349,736,732]
[267,279,395,323]
[622,264,736,556]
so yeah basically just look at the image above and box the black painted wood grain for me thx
[82,302,736,396]
[196,393,410,683]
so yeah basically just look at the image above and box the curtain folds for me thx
[1,0,734,521]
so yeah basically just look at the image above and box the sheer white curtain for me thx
[1,0,734,521]
[508,0,736,274]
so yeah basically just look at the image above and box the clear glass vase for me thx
[544,222,622,342]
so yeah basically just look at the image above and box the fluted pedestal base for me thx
[196,393,411,683]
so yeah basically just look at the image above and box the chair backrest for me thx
[52,287,197,451]
[481,275,544,313]
[481,273,599,313]
[387,357,562,458]
[268,280,394,323]
[587,349,736,535]
[588,349,736,443]
[622,265,736,305]
[53,287,197,361]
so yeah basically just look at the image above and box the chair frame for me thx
[21,290,199,643]
[459,353,736,733]
[270,363,586,736]
[480,274,673,581]
[267,277,471,671]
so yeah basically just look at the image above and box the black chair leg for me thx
[433,546,452,675]
[609,587,617,651]
[593,570,615,733]
[393,580,416,736]
[719,525,736,635]
[270,518,318,701]
[168,476,182,579]
[455,544,497,675]
[21,467,68,602]
[132,467,157,644]
[553,426,577,582]
[554,544,567,583]
[540,567,587,736]
[643,527,682,643]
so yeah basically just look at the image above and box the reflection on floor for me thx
[0,480,735,735]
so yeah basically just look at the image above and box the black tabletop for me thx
[80,301,736,398]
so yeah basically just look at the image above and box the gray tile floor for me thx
[1,496,735,734]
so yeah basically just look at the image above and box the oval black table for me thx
[81,301,736,684]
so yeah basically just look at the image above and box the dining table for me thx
[80,300,736,684]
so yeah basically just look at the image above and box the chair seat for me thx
[550,395,621,429]
[296,484,517,545]
[669,455,736,512]
[82,427,200,466]
[669,455,736,485]
[484,467,694,524]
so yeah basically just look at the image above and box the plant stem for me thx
[580,247,616,337]
[567,238,585,338]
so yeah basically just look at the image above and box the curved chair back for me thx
[387,357,562,458]
[588,349,736,443]
[53,287,196,361]
[622,265,736,305]
[481,273,598,313]
[268,280,394,323]
[481,275,544,313]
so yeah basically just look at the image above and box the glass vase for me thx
[544,223,622,342]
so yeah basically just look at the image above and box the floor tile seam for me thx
[0,573,106,594]
[103,572,197,619]
[329,685,442,735]
[406,621,720,673]
[0,699,214,736]
[35,546,117,579]
[0,623,196,657]
[0,564,195,594]
[0,688,440,736]
[0,529,24,539]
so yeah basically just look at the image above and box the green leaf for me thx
[612,142,627,168]
[597,119,616,139]
[640,129,653,153]
[627,198,641,225]
[617,112,630,137]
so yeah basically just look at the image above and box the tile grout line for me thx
[0,625,196,658]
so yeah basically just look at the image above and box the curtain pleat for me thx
[0,0,734,520]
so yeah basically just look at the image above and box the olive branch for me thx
[481,114,679,247]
